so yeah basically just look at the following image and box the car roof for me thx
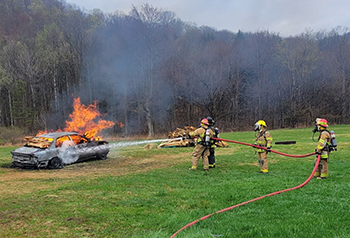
[36,131,79,139]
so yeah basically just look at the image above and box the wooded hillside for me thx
[1,0,349,136]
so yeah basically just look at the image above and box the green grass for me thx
[0,125,350,237]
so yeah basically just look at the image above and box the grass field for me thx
[0,125,350,238]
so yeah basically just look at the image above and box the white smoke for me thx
[58,147,80,165]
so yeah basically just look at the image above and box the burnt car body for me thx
[11,132,109,169]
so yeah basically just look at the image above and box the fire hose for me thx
[170,138,319,238]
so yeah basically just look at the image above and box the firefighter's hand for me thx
[315,150,321,158]
[266,147,271,153]
[187,134,192,139]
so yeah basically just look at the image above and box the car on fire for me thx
[11,132,110,169]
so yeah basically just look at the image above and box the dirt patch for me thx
[238,162,260,167]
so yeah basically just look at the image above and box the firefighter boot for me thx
[189,166,197,171]
[259,158,268,174]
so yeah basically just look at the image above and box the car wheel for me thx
[98,153,108,160]
[49,157,62,169]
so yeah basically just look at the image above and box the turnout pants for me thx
[314,159,329,178]
[208,147,215,168]
[258,151,268,173]
[191,144,210,170]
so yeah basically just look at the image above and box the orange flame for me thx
[37,97,123,139]
[116,122,124,128]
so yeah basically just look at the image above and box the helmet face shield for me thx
[254,122,260,131]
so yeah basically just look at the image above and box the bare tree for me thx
[275,34,319,127]
[127,4,177,137]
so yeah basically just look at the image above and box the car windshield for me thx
[25,136,53,149]
[70,135,88,145]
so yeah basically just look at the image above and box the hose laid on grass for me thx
[214,137,315,158]
[170,138,319,238]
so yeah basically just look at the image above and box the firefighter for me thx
[207,116,219,169]
[254,120,272,174]
[313,118,331,179]
[189,118,215,171]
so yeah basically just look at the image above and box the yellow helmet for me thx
[254,120,267,131]
[258,120,267,127]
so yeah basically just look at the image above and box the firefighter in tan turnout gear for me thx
[313,118,333,179]
[189,118,215,171]
[254,120,272,174]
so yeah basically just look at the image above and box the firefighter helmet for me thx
[254,120,267,131]
[258,120,267,127]
[201,118,209,125]
[207,116,214,126]
[316,118,328,128]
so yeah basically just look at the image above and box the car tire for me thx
[98,153,108,160]
[49,157,62,169]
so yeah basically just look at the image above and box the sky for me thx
[65,0,350,37]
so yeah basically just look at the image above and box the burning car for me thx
[11,132,110,169]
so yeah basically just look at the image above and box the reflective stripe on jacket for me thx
[255,130,272,152]
[316,130,331,159]
[189,127,214,145]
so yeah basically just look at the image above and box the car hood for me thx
[11,146,44,155]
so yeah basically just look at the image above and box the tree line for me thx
[0,0,350,137]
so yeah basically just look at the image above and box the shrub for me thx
[0,126,24,145]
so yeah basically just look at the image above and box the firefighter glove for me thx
[315,149,320,155]
[266,147,271,153]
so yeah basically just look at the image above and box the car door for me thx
[56,135,79,165]
[69,134,96,161]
